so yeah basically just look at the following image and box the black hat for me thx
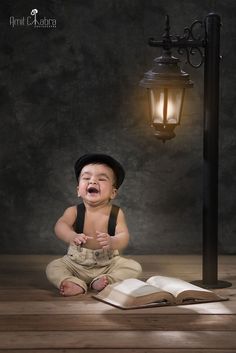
[74,153,125,188]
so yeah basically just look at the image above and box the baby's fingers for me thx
[73,238,84,245]
[80,235,93,243]
[73,234,93,245]
[96,231,107,239]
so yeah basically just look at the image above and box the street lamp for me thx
[140,13,231,288]
[140,16,193,142]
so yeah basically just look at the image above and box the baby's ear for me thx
[76,185,80,197]
[110,188,118,200]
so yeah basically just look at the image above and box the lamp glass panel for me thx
[150,88,184,125]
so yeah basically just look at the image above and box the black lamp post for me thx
[140,13,231,288]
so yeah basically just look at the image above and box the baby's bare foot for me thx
[91,276,109,291]
[60,280,85,296]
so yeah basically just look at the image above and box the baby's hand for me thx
[96,231,112,250]
[72,233,93,246]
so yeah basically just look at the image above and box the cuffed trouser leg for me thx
[46,258,88,292]
[92,257,142,285]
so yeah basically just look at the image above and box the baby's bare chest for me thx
[83,213,110,236]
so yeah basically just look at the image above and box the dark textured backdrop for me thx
[0,0,235,254]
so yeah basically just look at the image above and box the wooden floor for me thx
[0,254,236,352]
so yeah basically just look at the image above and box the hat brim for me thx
[74,154,125,188]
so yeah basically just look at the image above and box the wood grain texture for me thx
[0,314,235,331]
[0,348,235,353]
[1,331,236,349]
[0,255,235,352]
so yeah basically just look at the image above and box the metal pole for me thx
[202,13,221,286]
[201,13,230,288]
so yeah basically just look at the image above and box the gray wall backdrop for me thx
[0,0,235,254]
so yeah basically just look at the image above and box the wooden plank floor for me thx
[0,254,235,352]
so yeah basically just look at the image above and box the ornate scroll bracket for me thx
[149,15,206,68]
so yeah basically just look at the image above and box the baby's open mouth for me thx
[87,187,99,194]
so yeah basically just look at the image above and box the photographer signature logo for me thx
[10,9,56,28]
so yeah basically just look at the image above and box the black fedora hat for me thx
[74,153,125,188]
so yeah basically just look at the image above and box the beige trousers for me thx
[46,245,142,292]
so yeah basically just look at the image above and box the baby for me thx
[46,153,142,296]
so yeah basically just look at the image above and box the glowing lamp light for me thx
[140,53,193,141]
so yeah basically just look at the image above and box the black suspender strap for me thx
[74,203,120,236]
[74,203,86,234]
[108,204,120,236]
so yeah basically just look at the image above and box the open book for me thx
[93,276,227,309]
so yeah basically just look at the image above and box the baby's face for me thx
[77,163,117,205]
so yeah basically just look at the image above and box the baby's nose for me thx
[89,179,97,184]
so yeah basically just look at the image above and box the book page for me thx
[110,278,163,297]
[147,276,213,298]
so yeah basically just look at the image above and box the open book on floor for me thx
[93,275,227,309]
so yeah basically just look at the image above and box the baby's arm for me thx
[96,208,130,251]
[54,206,92,245]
